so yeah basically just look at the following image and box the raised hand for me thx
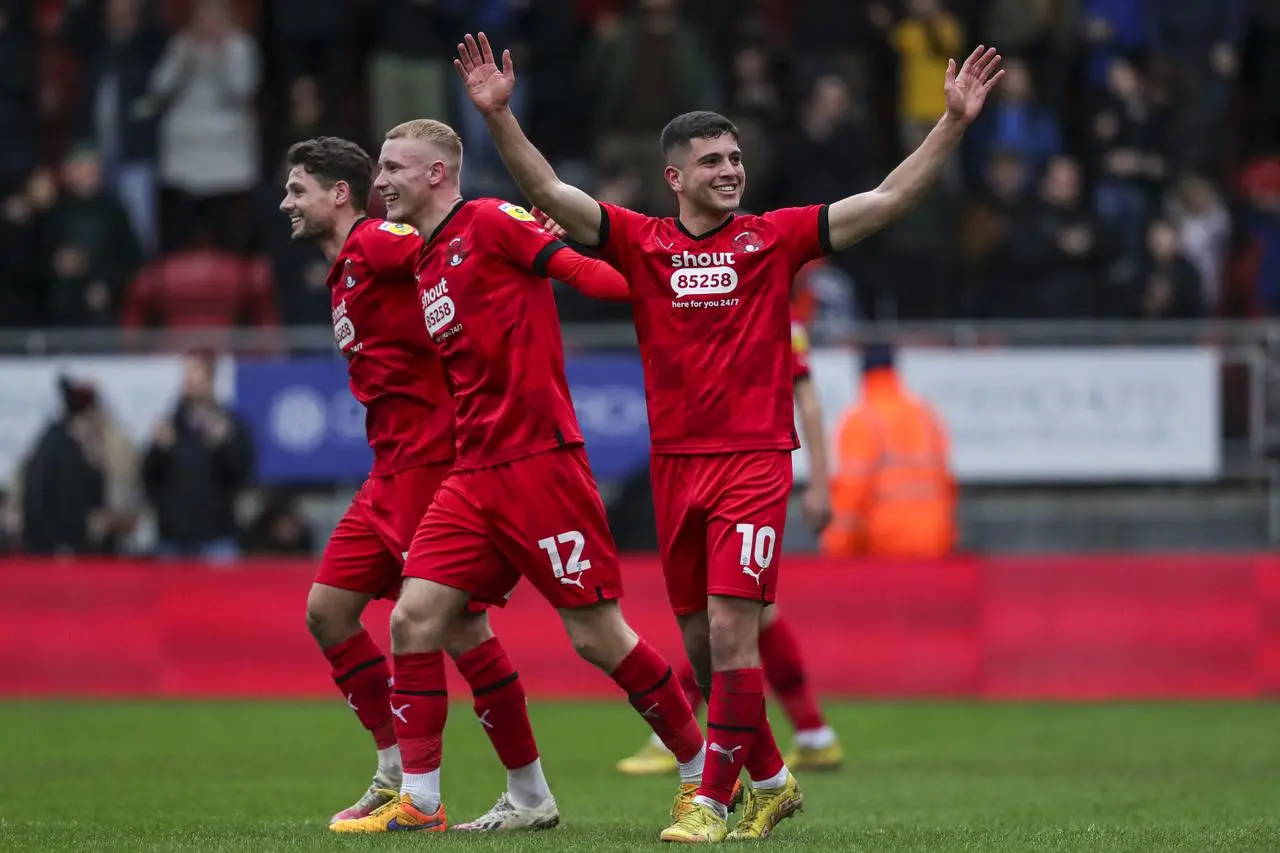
[454,32,515,116]
[944,45,1004,126]
[530,207,569,240]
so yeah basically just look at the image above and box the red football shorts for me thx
[404,447,624,609]
[651,450,793,615]
[315,463,451,601]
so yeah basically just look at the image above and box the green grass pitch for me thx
[1,700,1277,851]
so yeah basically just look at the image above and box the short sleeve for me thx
[363,220,423,276]
[486,201,567,277]
[595,201,645,269]
[762,205,832,272]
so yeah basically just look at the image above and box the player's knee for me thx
[707,599,762,671]
[443,611,493,659]
[560,602,637,672]
[388,599,447,653]
[305,585,364,647]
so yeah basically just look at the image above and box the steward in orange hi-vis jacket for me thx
[820,344,956,559]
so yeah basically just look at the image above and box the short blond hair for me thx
[385,119,463,172]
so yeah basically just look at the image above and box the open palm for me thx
[455,32,515,116]
[944,45,1004,125]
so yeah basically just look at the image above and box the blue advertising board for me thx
[234,358,373,483]
[235,354,652,484]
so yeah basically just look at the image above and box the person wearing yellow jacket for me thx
[821,344,956,559]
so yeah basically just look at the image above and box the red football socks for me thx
[453,637,540,770]
[611,639,704,763]
[324,630,396,749]
[760,617,826,733]
[391,651,448,774]
[698,668,765,806]
[677,660,706,715]
[743,702,786,782]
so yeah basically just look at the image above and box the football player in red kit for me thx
[456,31,1002,841]
[329,119,722,836]
[618,315,843,776]
[282,137,560,831]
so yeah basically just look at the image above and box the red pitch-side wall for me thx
[3,555,1279,699]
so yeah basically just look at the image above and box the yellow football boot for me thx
[617,739,680,776]
[671,780,744,822]
[783,738,844,772]
[328,793,447,833]
[725,773,803,840]
[660,800,728,843]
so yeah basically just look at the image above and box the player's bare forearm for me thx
[796,380,830,494]
[827,114,965,251]
[483,108,603,246]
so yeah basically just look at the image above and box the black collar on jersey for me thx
[345,215,368,243]
[426,199,468,245]
[675,213,735,242]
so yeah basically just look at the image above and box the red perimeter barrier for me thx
[2,555,1279,699]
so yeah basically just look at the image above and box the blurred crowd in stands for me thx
[2,0,1279,337]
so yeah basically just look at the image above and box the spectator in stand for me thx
[961,149,1034,317]
[61,0,168,258]
[1237,154,1280,314]
[1150,0,1244,177]
[148,0,260,253]
[1121,218,1206,319]
[367,0,459,145]
[265,0,349,133]
[452,0,534,198]
[1080,0,1151,88]
[1089,57,1169,258]
[964,57,1062,193]
[0,0,39,198]
[881,0,964,146]
[15,377,140,557]
[0,170,52,329]
[875,122,965,319]
[1168,175,1232,313]
[143,353,254,561]
[1006,155,1119,317]
[584,0,721,213]
[38,143,143,328]
[981,0,1078,103]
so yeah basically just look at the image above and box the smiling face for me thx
[279,164,340,242]
[373,137,439,224]
[665,134,746,217]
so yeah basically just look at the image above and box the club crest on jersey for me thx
[733,230,764,253]
[448,237,466,267]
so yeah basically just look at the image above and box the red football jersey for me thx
[414,199,584,470]
[330,217,455,475]
[595,204,831,453]
[790,313,812,384]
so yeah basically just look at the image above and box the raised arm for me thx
[455,32,603,247]
[827,45,1004,252]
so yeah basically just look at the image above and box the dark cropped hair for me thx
[659,111,740,160]
[286,136,373,211]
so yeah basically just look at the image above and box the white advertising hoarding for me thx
[0,356,236,484]
[794,347,1221,483]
